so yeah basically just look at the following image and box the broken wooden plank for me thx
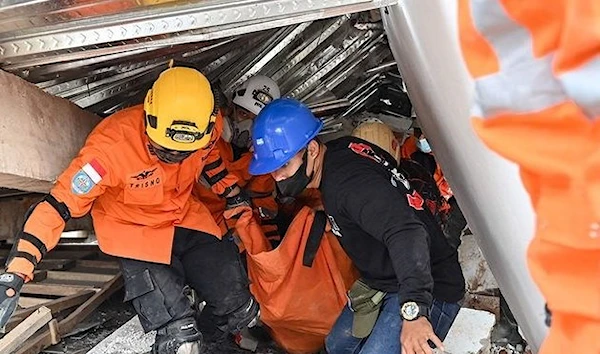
[75,259,120,269]
[32,270,48,282]
[71,260,120,276]
[40,279,104,290]
[37,259,77,271]
[22,283,87,297]
[71,266,121,276]
[18,297,51,308]
[59,273,123,333]
[49,319,60,345]
[46,271,115,284]
[44,250,99,260]
[0,249,99,260]
[15,273,123,354]
[0,306,52,354]
[0,258,77,272]
[8,290,95,333]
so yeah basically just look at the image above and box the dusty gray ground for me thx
[39,234,528,354]
[41,289,285,354]
[41,289,135,354]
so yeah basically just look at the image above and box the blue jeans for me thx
[325,293,461,354]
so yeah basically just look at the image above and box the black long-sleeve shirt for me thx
[320,137,465,308]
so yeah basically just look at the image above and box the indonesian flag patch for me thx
[71,159,106,195]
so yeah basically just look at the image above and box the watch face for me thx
[401,302,420,320]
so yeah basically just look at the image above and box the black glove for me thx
[0,272,24,328]
[225,189,251,210]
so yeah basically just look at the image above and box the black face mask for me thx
[276,150,313,198]
[148,144,193,164]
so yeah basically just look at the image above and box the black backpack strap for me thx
[302,211,327,267]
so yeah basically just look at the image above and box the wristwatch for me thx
[401,301,430,321]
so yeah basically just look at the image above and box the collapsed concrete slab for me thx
[0,70,101,193]
[444,308,496,354]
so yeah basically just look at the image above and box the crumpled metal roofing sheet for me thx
[0,0,410,132]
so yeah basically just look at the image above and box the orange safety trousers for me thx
[459,1,600,352]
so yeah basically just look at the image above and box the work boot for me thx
[216,296,260,335]
[152,317,206,354]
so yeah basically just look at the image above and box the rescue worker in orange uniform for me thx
[0,66,259,354]
[405,128,466,250]
[193,75,282,246]
[458,1,600,353]
[402,128,453,201]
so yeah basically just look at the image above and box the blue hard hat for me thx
[249,98,323,175]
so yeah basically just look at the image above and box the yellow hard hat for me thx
[352,119,401,163]
[144,66,216,151]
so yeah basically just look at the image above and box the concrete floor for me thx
[86,233,501,354]
[87,307,496,354]
[87,315,286,354]
[51,231,506,354]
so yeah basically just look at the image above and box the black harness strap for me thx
[202,169,228,186]
[302,211,327,267]
[20,232,48,256]
[13,251,38,268]
[204,158,223,172]
[44,194,71,222]
[218,184,238,198]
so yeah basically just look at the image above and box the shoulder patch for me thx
[348,142,382,164]
[406,190,425,211]
[71,170,96,195]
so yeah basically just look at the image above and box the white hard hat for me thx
[232,75,281,115]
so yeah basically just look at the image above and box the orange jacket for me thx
[8,105,237,280]
[433,165,453,201]
[402,136,453,200]
[400,135,418,159]
[459,1,600,353]
[193,138,279,241]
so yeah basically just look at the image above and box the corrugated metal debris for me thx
[0,1,409,138]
